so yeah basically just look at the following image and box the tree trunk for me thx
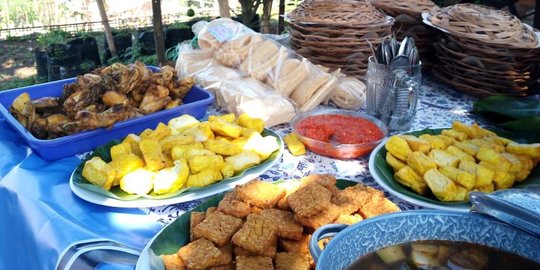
[218,0,231,18]
[96,0,117,57]
[261,0,273,33]
[152,0,166,66]
[278,0,285,34]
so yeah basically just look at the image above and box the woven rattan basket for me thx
[424,3,540,97]
[287,0,393,79]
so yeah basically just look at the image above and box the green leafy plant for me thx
[37,29,70,48]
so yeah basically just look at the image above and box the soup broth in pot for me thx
[347,240,540,270]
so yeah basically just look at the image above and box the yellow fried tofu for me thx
[459,161,494,187]
[153,158,190,194]
[419,134,447,150]
[237,113,265,133]
[453,185,468,201]
[220,162,235,178]
[399,135,431,154]
[182,122,214,142]
[108,153,145,186]
[478,161,515,190]
[423,168,457,202]
[435,135,456,146]
[385,135,413,161]
[82,156,116,190]
[472,123,497,138]
[170,143,204,160]
[469,138,505,152]
[507,142,540,158]
[453,141,480,156]
[394,166,428,195]
[451,121,479,139]
[445,145,476,163]
[284,133,306,156]
[441,129,467,141]
[183,148,215,159]
[476,147,511,172]
[167,114,200,134]
[188,154,224,174]
[139,138,167,171]
[386,152,406,172]
[122,133,142,157]
[439,165,475,190]
[429,149,460,168]
[186,168,223,187]
[500,152,532,182]
[473,183,495,193]
[407,151,438,176]
[240,132,280,160]
[159,135,195,153]
[120,168,154,195]
[141,123,172,140]
[225,151,262,172]
[209,117,243,139]
[110,141,132,160]
[204,139,243,156]
[209,113,236,123]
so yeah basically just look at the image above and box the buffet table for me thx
[0,77,485,269]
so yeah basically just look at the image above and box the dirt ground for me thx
[0,37,39,86]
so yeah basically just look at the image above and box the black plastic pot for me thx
[47,43,81,81]
[34,48,48,79]
[68,37,101,67]
[165,28,194,49]
[103,32,133,62]
[137,30,156,55]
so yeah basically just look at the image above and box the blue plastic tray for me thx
[0,78,214,161]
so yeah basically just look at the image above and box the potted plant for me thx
[35,29,69,80]
[103,29,134,62]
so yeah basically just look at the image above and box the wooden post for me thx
[152,0,166,66]
[278,0,285,34]
[218,0,231,18]
[96,0,117,57]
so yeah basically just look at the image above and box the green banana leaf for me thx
[72,129,283,201]
[373,128,540,208]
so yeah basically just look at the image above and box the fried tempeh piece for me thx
[232,213,278,256]
[236,255,274,270]
[275,252,310,270]
[260,209,303,240]
[190,212,206,241]
[287,182,332,218]
[279,234,311,255]
[177,239,228,269]
[193,211,243,246]
[295,203,340,229]
[331,184,371,214]
[235,179,286,208]
[217,191,252,218]
[298,174,337,190]
[161,253,186,270]
[358,187,400,218]
[206,206,217,218]
[334,213,364,225]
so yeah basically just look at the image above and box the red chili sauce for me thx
[296,114,384,144]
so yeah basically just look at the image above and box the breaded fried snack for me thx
[358,187,400,218]
[299,174,337,190]
[232,213,278,256]
[334,213,364,225]
[190,212,206,241]
[279,234,311,255]
[217,191,252,218]
[206,206,217,218]
[208,264,235,270]
[331,184,371,214]
[260,209,304,240]
[287,183,331,218]
[193,211,243,246]
[294,203,340,229]
[161,253,186,270]
[235,179,286,208]
[236,255,274,270]
[177,239,228,269]
[275,252,310,270]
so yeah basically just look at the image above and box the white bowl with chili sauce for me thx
[291,109,388,159]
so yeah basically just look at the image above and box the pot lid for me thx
[469,185,540,238]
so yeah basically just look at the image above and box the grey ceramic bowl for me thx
[309,210,540,270]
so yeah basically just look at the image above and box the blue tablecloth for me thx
[0,77,482,269]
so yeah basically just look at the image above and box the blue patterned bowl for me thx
[309,210,540,270]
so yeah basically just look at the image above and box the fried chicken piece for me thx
[260,209,303,240]
[287,183,331,218]
[275,252,310,270]
[177,239,228,269]
[294,203,341,229]
[358,188,400,218]
[190,212,206,241]
[232,213,278,257]
[331,184,372,215]
[236,256,274,270]
[139,84,172,114]
[206,206,217,218]
[193,211,243,246]
[217,191,252,218]
[102,90,128,106]
[235,179,286,208]
[334,213,364,225]
[161,253,186,270]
